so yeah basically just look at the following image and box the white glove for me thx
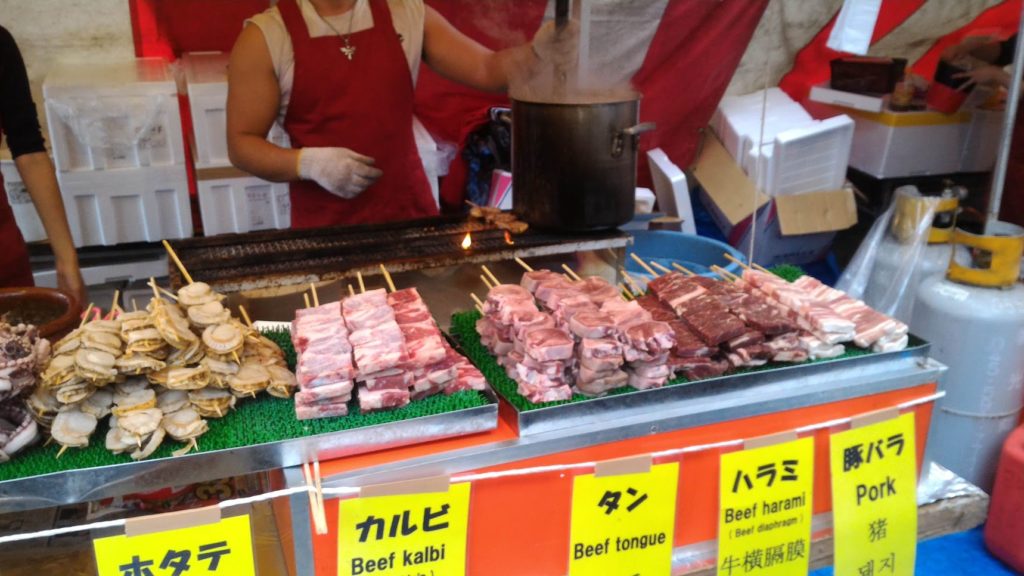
[297,147,383,200]
[532,19,580,69]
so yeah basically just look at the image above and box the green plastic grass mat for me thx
[0,329,490,483]
[769,264,806,282]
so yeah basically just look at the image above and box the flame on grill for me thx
[461,232,472,250]
[504,231,515,245]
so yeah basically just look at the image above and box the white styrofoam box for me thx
[809,83,885,113]
[198,173,291,236]
[713,88,853,197]
[44,58,187,173]
[56,165,192,247]
[961,108,1004,173]
[763,115,854,196]
[183,52,232,169]
[647,148,696,234]
[0,154,47,243]
[412,116,441,209]
[184,51,292,170]
[712,88,812,166]
[843,109,970,179]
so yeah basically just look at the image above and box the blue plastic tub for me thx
[624,231,746,281]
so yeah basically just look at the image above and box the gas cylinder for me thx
[865,185,960,325]
[913,221,1024,491]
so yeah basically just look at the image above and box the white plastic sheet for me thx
[837,186,940,322]
[827,0,882,55]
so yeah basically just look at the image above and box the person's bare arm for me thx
[421,6,535,93]
[227,24,301,182]
[15,151,85,303]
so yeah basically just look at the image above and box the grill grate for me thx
[168,216,631,292]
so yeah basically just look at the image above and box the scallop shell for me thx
[187,301,230,328]
[161,407,208,441]
[51,409,98,447]
[177,282,222,308]
[118,408,163,437]
[156,389,190,414]
[202,324,244,354]
[113,388,157,415]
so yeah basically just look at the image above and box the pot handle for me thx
[613,122,657,157]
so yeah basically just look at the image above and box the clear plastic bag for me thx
[837,185,942,323]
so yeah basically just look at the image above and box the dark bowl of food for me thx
[0,287,81,341]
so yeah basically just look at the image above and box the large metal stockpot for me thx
[511,95,654,231]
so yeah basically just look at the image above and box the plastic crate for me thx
[43,58,187,173]
[56,165,192,247]
[197,170,291,236]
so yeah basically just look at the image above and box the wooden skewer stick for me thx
[56,445,69,459]
[481,265,500,287]
[649,261,673,275]
[356,271,366,293]
[232,350,241,365]
[303,293,311,309]
[514,257,534,272]
[470,292,485,307]
[480,274,495,289]
[379,264,397,293]
[723,252,752,270]
[672,262,696,276]
[629,253,659,277]
[620,268,643,295]
[313,459,326,533]
[347,284,356,297]
[107,290,120,320]
[752,262,771,273]
[302,462,322,534]
[711,265,739,282]
[561,263,583,282]
[309,283,320,307]
[79,303,95,329]
[131,299,138,312]
[238,305,254,328]
[162,239,194,284]
[618,283,635,301]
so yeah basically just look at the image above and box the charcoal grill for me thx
[167,215,631,292]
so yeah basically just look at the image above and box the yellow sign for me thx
[93,514,254,576]
[718,437,815,576]
[568,462,680,575]
[338,482,471,576]
[830,412,918,576]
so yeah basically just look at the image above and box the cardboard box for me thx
[693,132,857,266]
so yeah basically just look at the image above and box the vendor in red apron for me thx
[227,0,572,229]
[0,26,85,301]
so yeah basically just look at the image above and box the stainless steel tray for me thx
[503,338,932,436]
[0,389,498,513]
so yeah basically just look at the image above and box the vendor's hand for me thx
[297,147,383,199]
[532,19,580,69]
[954,65,1011,90]
[942,35,997,63]
[56,256,87,307]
